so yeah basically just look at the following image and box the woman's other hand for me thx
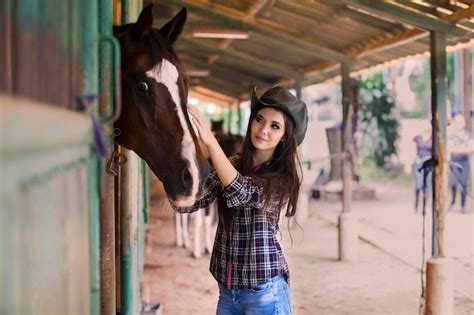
[187,104,217,148]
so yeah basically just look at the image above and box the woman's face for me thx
[250,107,286,153]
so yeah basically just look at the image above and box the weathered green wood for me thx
[429,31,447,257]
[166,0,353,63]
[1,96,92,315]
[0,0,13,92]
[120,1,144,314]
[79,1,101,314]
[98,0,117,314]
[341,0,470,38]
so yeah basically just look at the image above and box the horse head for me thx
[114,4,209,207]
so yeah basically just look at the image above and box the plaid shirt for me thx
[174,158,289,290]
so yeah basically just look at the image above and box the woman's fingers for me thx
[187,104,210,143]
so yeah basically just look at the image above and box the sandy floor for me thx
[142,181,473,315]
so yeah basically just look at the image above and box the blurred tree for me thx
[358,72,400,168]
[408,52,456,117]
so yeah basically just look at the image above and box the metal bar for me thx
[341,62,352,213]
[98,35,122,124]
[429,31,447,257]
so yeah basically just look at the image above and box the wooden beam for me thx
[183,57,274,87]
[445,5,474,22]
[179,38,301,80]
[301,3,471,81]
[279,0,404,33]
[194,80,243,99]
[199,76,248,95]
[341,0,471,37]
[243,0,270,22]
[166,0,353,63]
[190,86,238,105]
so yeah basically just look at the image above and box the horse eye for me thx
[137,82,148,92]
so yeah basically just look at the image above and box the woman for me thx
[174,86,308,314]
[411,119,432,212]
[447,114,473,213]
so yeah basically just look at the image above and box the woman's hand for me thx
[187,104,237,187]
[187,104,217,148]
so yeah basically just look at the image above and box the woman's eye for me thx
[272,124,280,130]
[137,82,148,92]
[255,116,263,123]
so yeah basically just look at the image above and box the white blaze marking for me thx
[146,59,199,205]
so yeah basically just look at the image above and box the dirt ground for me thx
[142,180,473,315]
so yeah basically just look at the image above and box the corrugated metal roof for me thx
[146,0,473,103]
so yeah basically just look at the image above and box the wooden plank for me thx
[166,0,353,63]
[180,38,301,80]
[190,87,238,105]
[341,0,471,37]
[290,0,404,31]
[193,81,243,99]
[183,57,274,86]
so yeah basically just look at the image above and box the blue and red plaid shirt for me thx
[174,157,289,290]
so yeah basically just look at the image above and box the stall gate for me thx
[0,0,147,314]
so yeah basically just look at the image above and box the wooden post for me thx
[462,49,473,135]
[119,1,142,314]
[294,81,309,225]
[341,63,353,214]
[338,62,358,262]
[425,31,453,315]
[99,0,116,313]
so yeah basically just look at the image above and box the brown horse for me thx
[113,5,209,207]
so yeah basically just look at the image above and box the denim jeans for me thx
[216,274,292,315]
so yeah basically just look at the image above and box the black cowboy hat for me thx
[251,86,308,145]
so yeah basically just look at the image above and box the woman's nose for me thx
[260,124,270,134]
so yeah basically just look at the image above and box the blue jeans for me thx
[216,274,292,315]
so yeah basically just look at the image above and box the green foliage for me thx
[358,72,400,168]
[358,158,412,185]
[408,52,456,116]
[408,57,430,115]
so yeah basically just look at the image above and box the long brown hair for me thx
[218,105,302,230]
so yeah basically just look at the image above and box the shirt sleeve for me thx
[172,168,222,213]
[222,172,264,209]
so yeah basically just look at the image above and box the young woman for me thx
[174,86,308,315]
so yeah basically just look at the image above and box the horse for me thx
[113,4,209,207]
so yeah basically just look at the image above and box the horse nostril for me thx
[181,168,192,186]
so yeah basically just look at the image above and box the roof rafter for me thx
[340,0,471,38]
[179,38,302,80]
[165,0,354,64]
[182,57,274,87]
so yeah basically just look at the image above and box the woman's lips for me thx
[255,135,267,142]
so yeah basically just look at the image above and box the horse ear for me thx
[133,3,154,41]
[159,8,187,45]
